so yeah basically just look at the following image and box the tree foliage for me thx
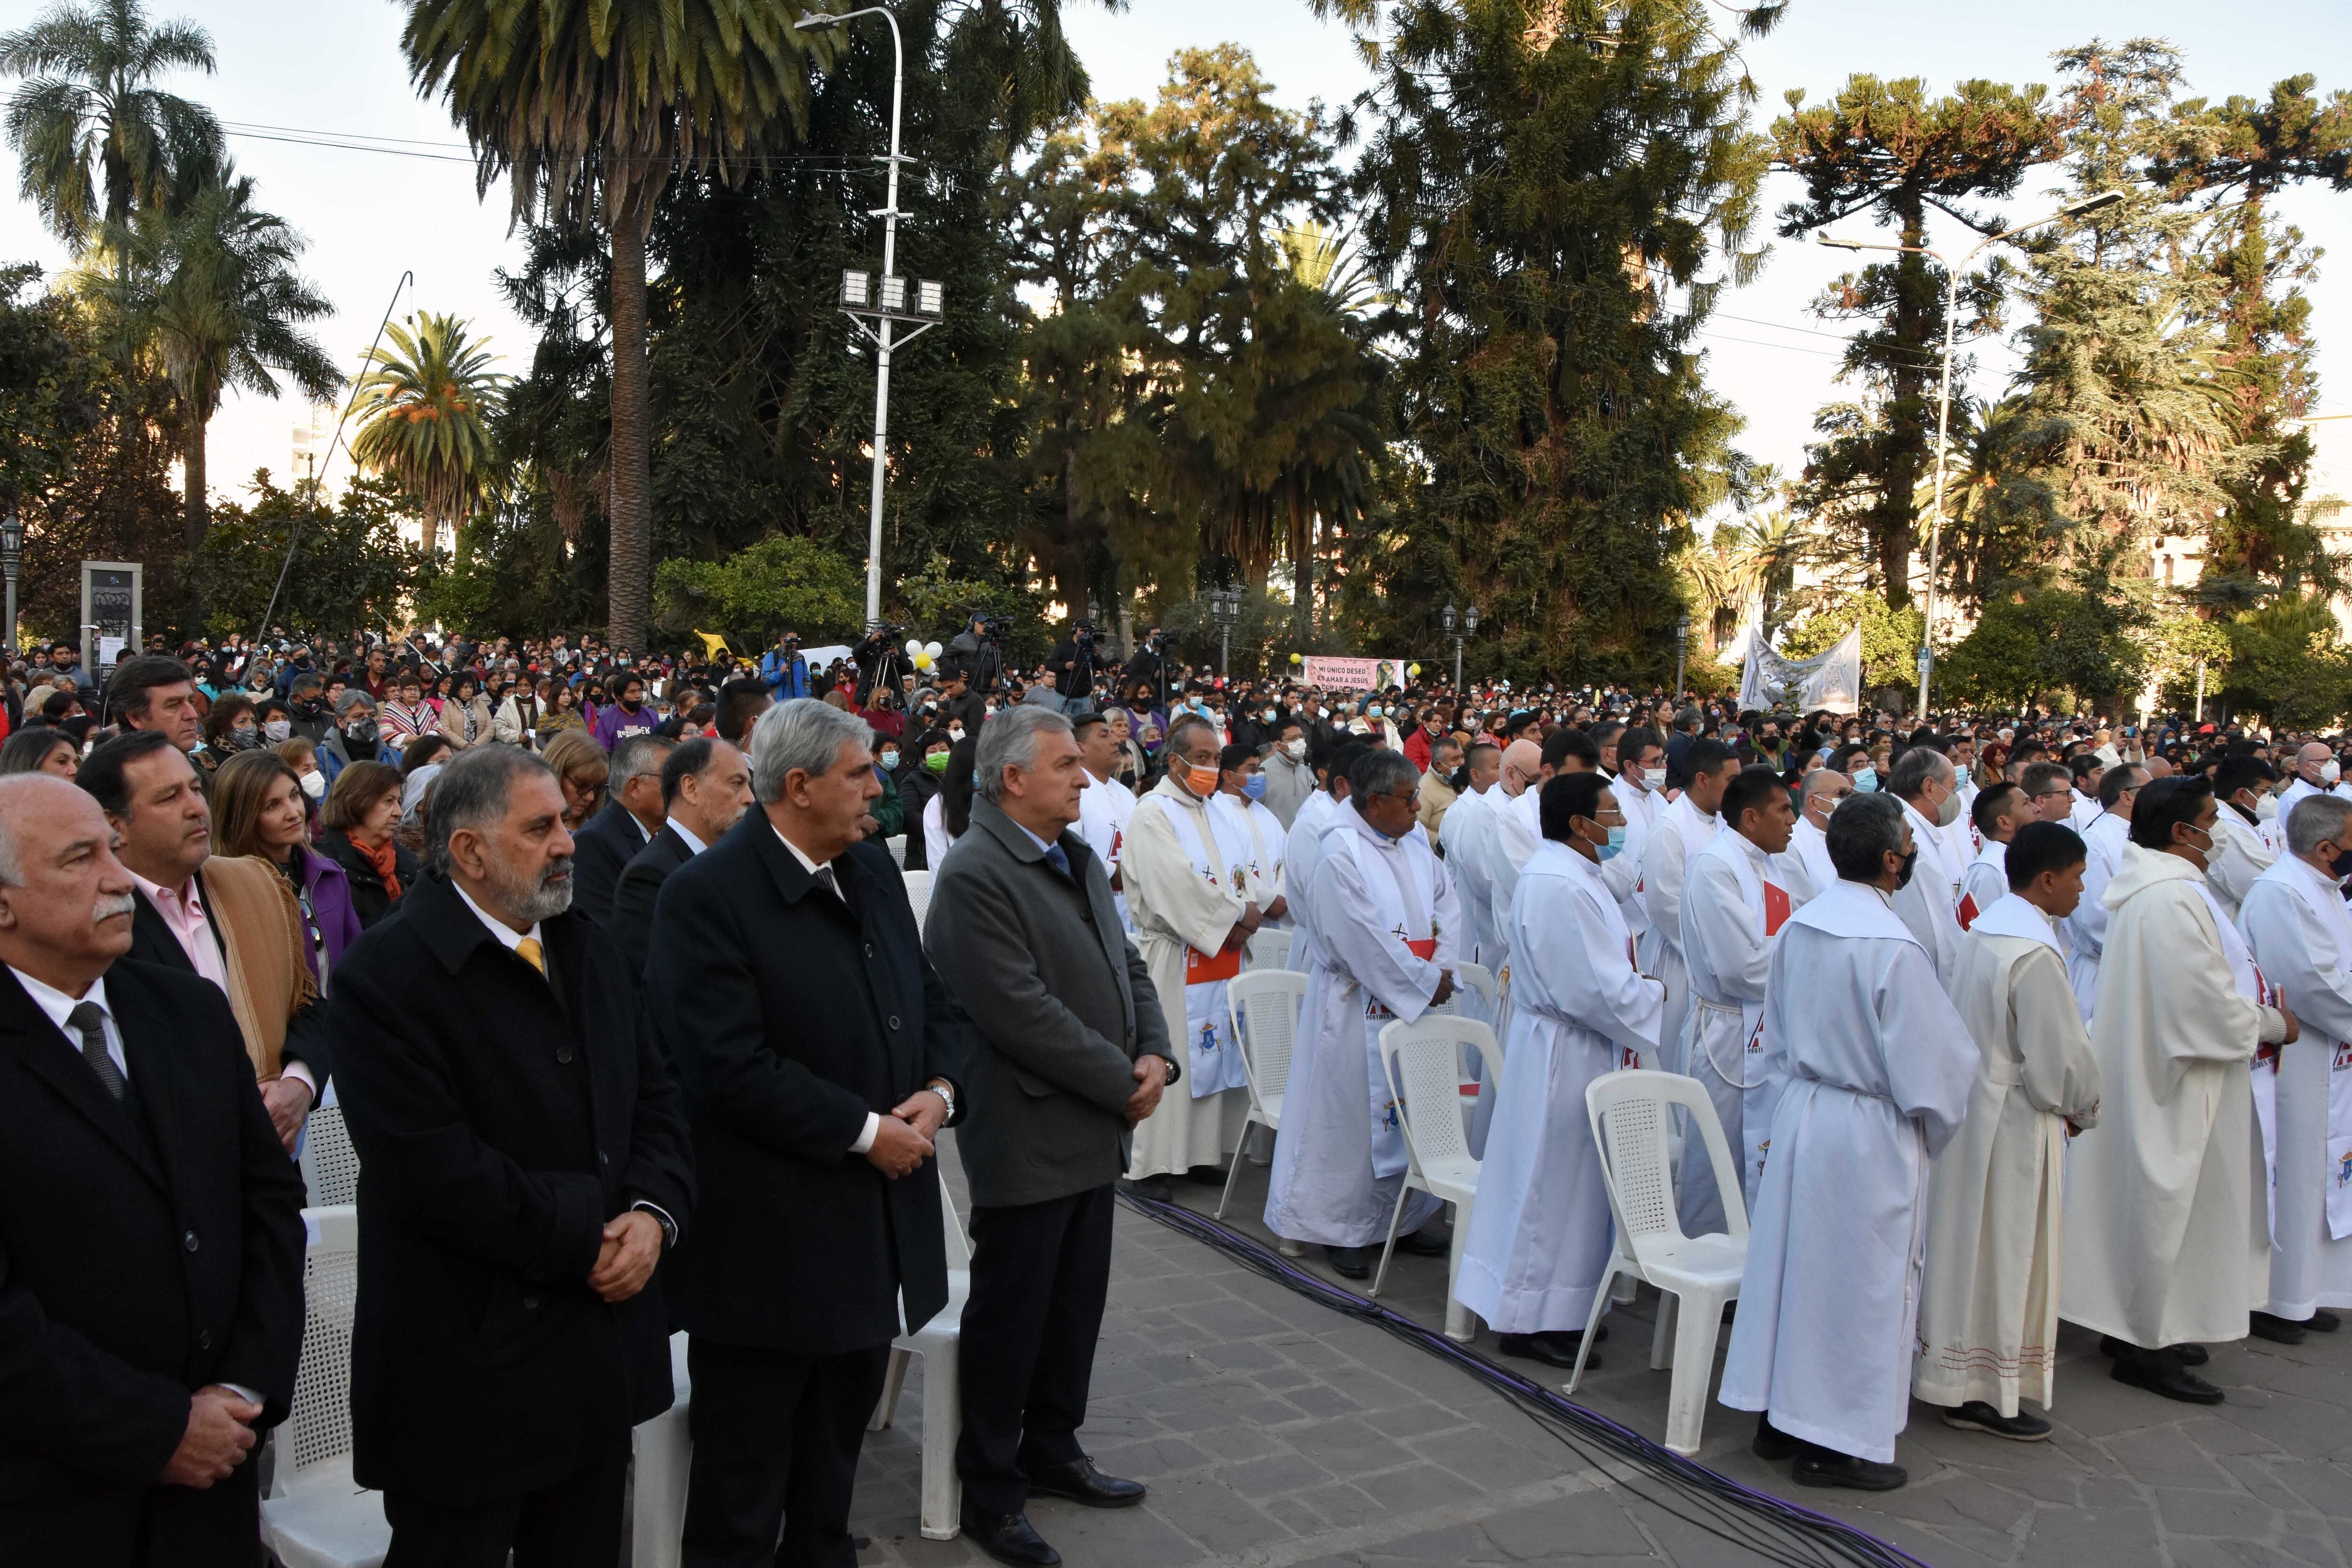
[188,472,432,639]
[652,532,863,651]
[349,310,509,547]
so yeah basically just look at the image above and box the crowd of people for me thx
[8,611,2352,1567]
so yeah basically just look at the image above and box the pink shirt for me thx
[130,870,231,994]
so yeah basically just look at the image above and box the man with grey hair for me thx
[2239,792,2352,1345]
[572,730,676,920]
[927,700,1174,1562]
[649,698,967,1568]
[1888,745,1966,988]
[329,744,694,1567]
[1266,746,1463,1280]
[1721,792,1977,1491]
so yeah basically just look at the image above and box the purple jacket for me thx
[590,700,660,755]
[289,845,366,984]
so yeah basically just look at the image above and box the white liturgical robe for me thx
[2060,812,2130,1022]
[2207,807,2277,926]
[1914,895,2102,1417]
[1677,827,1793,1233]
[1283,788,1341,969]
[1454,841,1663,1334]
[1717,880,1976,1465]
[1076,769,1138,931]
[1440,785,1499,968]
[1600,772,1661,939]
[2062,844,2283,1349]
[1785,816,1835,909]
[1264,807,1459,1248]
[1891,797,1964,988]
[1956,840,2007,932]
[1484,786,1542,976]
[2240,855,2352,1318]
[1640,795,1721,1074]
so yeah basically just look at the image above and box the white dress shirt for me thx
[667,819,708,857]
[10,966,125,1081]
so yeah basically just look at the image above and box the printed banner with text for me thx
[1302,656,1409,691]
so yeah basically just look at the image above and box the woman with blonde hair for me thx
[212,748,364,986]
[540,727,611,829]
[318,759,418,929]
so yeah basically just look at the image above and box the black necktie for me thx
[67,1001,125,1101]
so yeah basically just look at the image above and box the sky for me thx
[1,0,2347,523]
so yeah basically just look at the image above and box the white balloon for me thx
[905,638,922,656]
[924,641,943,659]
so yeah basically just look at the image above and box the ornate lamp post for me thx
[1207,585,1243,676]
[1673,612,1690,701]
[1443,602,1480,691]
[0,510,21,658]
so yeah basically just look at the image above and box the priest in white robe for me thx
[1956,781,2029,931]
[1438,742,1502,968]
[1677,766,1798,1234]
[2209,755,2280,924]
[1126,714,1259,1184]
[1885,745,1968,988]
[2059,764,2144,1022]
[1599,726,1667,935]
[1480,739,1547,978]
[1781,768,1850,906]
[1719,792,1977,1491]
[1456,773,1662,1367]
[1074,710,1140,931]
[1282,749,1357,971]
[1915,823,2102,1440]
[2277,743,2339,826]
[2239,791,2352,1343]
[1639,739,1740,1074]
[2062,775,2294,1405]
[1213,744,1289,931]
[1265,749,1462,1279]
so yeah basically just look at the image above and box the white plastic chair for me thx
[903,869,936,938]
[887,832,907,867]
[1574,1069,1749,1456]
[629,1332,693,1568]
[261,1206,388,1568]
[869,1181,968,1540]
[1374,1015,1503,1343]
[1222,969,1307,1219]
[1246,926,1294,972]
[298,1102,361,1209]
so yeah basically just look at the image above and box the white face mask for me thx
[1635,765,1665,792]
[948,725,966,743]
[1285,737,1307,760]
[299,770,326,800]
[2323,760,2343,787]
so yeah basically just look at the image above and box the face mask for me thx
[1263,710,1277,724]
[1639,766,1666,792]
[230,723,257,747]
[2259,792,2280,822]
[1936,787,1963,828]
[345,719,379,742]
[925,751,951,774]
[1242,772,1268,801]
[1367,705,1383,720]
[1894,846,1919,890]
[879,751,899,771]
[263,718,291,743]
[1181,761,1221,796]
[1852,766,1878,793]
[948,726,966,742]
[1597,823,1628,861]
[2329,760,2347,786]
[299,770,325,800]
[1285,737,1307,760]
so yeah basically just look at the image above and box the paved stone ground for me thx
[841,1141,2352,1568]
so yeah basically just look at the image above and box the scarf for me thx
[354,834,404,902]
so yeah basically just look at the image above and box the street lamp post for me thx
[1673,613,1690,701]
[1442,602,1480,692]
[797,7,946,631]
[0,510,20,657]
[1207,585,1243,676]
[1818,189,2125,718]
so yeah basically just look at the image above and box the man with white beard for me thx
[1677,767,1799,1234]
[2208,755,2280,924]
[1720,792,1977,1491]
[1455,772,1662,1368]
[1782,768,1849,905]
[1956,782,2030,930]
[1641,739,1740,1074]
[1438,741,1503,967]
[2237,792,2352,1346]
[2063,776,2294,1405]
[1264,750,1462,1280]
[2060,764,2144,1023]
[1885,746,1968,987]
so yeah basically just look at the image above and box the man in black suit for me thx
[80,730,331,1149]
[571,731,675,920]
[646,699,971,1568]
[0,775,307,1565]
[608,736,754,973]
[926,705,1175,1567]
[329,746,695,1568]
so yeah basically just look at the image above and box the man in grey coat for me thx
[926,705,1177,1568]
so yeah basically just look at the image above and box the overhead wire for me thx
[1114,1188,1934,1568]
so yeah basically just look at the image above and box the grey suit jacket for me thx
[926,796,1174,1207]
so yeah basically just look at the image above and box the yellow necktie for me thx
[514,936,546,976]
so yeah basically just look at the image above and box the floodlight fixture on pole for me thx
[1812,189,2129,718]
[801,6,946,630]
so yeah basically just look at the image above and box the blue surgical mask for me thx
[879,751,898,771]
[1367,705,1383,719]
[1852,766,1878,793]
[1243,772,1267,801]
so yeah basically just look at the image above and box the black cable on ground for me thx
[1115,1188,1933,1568]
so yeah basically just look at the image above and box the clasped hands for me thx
[865,1084,950,1180]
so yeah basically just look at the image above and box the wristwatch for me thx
[926,1080,956,1121]
[1160,1055,1181,1087]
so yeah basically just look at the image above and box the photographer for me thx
[1123,627,1171,711]
[1048,622,1101,716]
[758,631,811,700]
[944,613,1004,697]
[851,624,904,705]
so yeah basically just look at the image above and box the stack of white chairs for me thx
[1372,1014,1503,1343]
[1573,1069,1749,1457]
[1220,969,1307,1217]
[868,1182,970,1539]
[1245,926,1294,972]
[298,1102,362,1210]
[903,869,936,937]
[259,1206,387,1568]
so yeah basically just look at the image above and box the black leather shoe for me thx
[1793,1451,1908,1491]
[1023,1457,1146,1509]
[1751,1413,1800,1462]
[1397,1226,1452,1257]
[1327,1245,1370,1279]
[1184,1164,1229,1187]
[960,1505,1061,1567]
[1941,1401,2052,1442]
[2101,1335,2210,1366]
[1496,1332,1599,1371]
[2312,1309,2343,1332]
[2111,1349,2225,1405]
[2251,1311,2310,1345]
[1127,1176,1173,1203]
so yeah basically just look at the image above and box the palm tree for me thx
[398,0,826,654]
[349,312,509,553]
[0,0,220,251]
[97,164,341,550]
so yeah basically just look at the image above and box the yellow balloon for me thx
[1408,663,1422,677]
[1289,652,1303,665]
[914,652,933,670]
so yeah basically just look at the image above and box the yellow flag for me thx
[694,629,731,660]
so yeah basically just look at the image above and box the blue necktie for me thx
[1043,842,1072,880]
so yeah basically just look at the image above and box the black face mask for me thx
[1895,847,1919,891]
[2331,847,2352,881]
